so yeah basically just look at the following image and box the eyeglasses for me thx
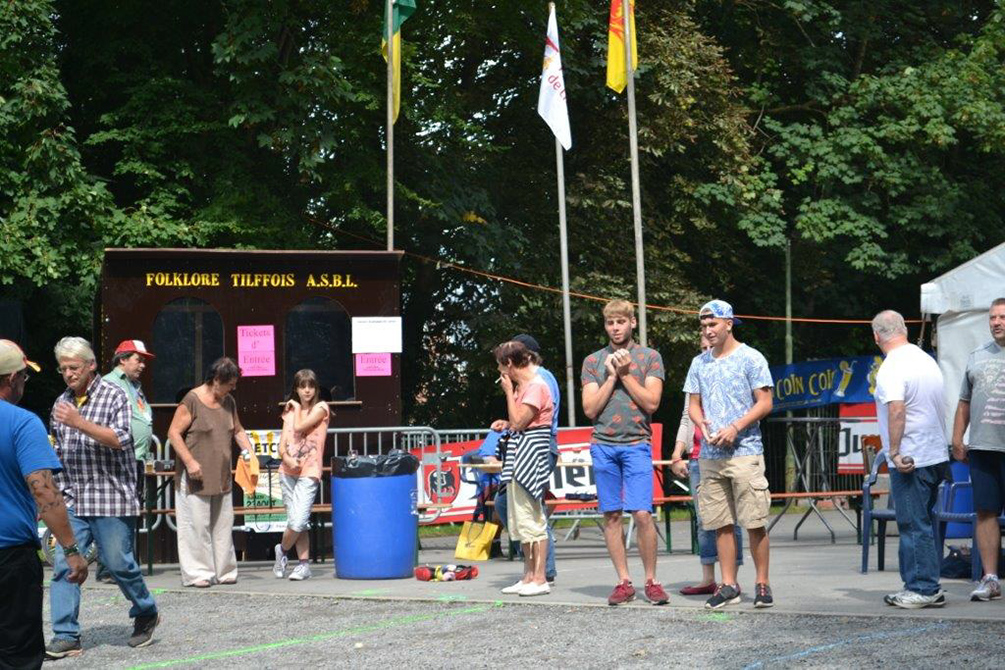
[58,363,86,374]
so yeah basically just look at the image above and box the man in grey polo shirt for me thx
[953,297,1005,602]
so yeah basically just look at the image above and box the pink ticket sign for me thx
[237,325,275,376]
[355,352,392,377]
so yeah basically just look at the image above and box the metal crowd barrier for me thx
[763,414,876,542]
[143,425,444,573]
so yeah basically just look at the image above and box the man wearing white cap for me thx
[92,340,156,584]
[683,300,775,610]
[0,340,87,667]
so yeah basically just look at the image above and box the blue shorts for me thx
[969,450,1005,514]
[590,443,653,513]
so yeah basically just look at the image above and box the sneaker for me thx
[884,590,908,606]
[753,583,774,608]
[272,543,287,578]
[970,575,1002,602]
[705,584,741,610]
[519,582,551,597]
[608,580,636,606]
[501,580,526,595]
[289,563,312,581]
[546,574,556,584]
[128,614,160,648]
[45,638,82,659]
[680,582,717,596]
[889,590,946,609]
[644,580,670,605]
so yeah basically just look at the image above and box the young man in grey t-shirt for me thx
[581,299,667,606]
[953,297,1005,602]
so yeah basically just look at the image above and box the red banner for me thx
[414,425,662,524]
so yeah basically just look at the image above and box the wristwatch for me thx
[63,543,80,557]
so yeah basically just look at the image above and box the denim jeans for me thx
[51,508,158,641]
[690,462,743,566]
[495,490,557,580]
[889,463,946,596]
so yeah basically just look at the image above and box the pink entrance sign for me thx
[237,325,276,376]
[355,352,392,377]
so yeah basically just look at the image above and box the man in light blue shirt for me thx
[684,300,774,610]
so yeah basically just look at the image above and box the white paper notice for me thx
[351,317,403,354]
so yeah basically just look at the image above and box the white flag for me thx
[538,5,572,150]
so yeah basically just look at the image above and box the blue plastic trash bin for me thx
[332,472,418,579]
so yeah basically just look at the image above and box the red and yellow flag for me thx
[606,0,638,93]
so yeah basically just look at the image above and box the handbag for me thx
[454,519,500,561]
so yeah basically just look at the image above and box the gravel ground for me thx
[41,588,1001,669]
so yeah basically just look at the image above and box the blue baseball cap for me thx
[699,300,743,325]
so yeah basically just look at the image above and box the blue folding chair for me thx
[861,450,897,573]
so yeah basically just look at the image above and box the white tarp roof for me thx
[920,240,1005,314]
[920,241,1005,438]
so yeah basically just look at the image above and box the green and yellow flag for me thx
[382,0,417,123]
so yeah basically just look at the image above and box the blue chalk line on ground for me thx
[127,601,504,669]
[742,621,951,669]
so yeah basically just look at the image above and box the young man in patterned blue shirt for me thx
[684,300,775,610]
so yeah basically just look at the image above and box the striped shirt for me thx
[497,426,553,500]
[52,375,138,517]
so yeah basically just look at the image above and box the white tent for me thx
[920,240,1005,436]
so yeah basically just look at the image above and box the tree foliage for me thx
[3,0,1005,426]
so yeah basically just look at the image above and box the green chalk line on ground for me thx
[127,601,504,669]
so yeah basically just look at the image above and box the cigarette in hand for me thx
[495,376,504,384]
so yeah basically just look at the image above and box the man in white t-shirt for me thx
[871,310,950,609]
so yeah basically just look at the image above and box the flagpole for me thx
[555,135,577,427]
[622,0,646,346]
[385,0,394,251]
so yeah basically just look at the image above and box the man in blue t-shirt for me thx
[683,301,774,610]
[0,340,87,667]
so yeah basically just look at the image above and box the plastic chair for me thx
[933,481,977,580]
[933,480,1005,582]
[861,450,896,573]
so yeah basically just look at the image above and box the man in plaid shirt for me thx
[45,337,160,660]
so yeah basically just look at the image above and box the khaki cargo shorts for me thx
[697,454,770,530]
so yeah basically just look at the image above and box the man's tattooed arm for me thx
[26,469,74,547]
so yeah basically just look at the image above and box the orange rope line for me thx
[306,216,922,325]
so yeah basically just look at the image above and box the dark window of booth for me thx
[151,297,225,403]
[285,297,354,401]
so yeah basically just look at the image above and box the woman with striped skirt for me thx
[490,340,555,597]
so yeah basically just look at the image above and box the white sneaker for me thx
[889,590,946,609]
[520,582,551,597]
[289,563,312,581]
[272,544,287,578]
[501,580,526,595]
[970,575,1002,601]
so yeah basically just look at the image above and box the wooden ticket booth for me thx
[99,248,403,561]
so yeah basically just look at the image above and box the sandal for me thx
[190,580,211,588]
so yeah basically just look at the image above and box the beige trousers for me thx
[176,473,238,585]
[506,482,548,543]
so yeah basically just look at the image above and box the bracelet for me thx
[63,543,80,557]
[670,458,683,464]
[731,422,741,433]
